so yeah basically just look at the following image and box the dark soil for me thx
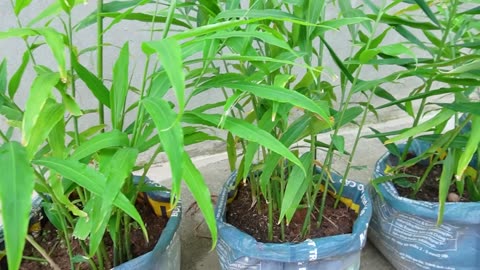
[17,200,168,270]
[226,183,357,243]
[393,157,471,202]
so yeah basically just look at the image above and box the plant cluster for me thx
[0,0,478,269]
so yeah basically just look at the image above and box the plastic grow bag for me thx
[215,170,372,270]
[0,176,181,270]
[369,141,480,270]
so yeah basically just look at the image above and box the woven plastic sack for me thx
[215,170,372,270]
[369,141,480,270]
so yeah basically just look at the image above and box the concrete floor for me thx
[145,116,414,269]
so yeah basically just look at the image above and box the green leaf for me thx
[455,116,480,180]
[70,130,130,160]
[75,0,151,30]
[14,0,32,15]
[0,142,35,270]
[142,97,184,202]
[101,12,191,30]
[8,50,30,98]
[22,71,60,145]
[385,109,455,144]
[413,0,440,26]
[436,102,480,116]
[280,152,313,225]
[206,81,330,123]
[62,93,82,116]
[332,135,345,154]
[143,38,185,113]
[90,148,138,256]
[73,59,110,108]
[183,153,217,248]
[36,28,67,80]
[438,150,455,225]
[226,132,237,171]
[111,42,130,130]
[189,112,305,173]
[25,99,65,159]
[377,88,467,110]
[446,60,480,74]
[370,13,439,30]
[33,158,147,236]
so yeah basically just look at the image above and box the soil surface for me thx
[226,183,357,243]
[393,157,471,202]
[18,200,168,270]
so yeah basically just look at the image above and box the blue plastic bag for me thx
[215,170,372,270]
[369,142,480,270]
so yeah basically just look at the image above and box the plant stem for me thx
[26,235,61,270]
[401,0,458,161]
[67,14,80,146]
[97,0,105,128]
[0,130,9,142]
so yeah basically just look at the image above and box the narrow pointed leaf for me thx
[111,42,130,130]
[386,109,455,144]
[33,158,147,236]
[280,152,313,224]
[143,97,184,201]
[73,59,110,108]
[413,0,440,26]
[207,81,330,122]
[183,153,217,248]
[25,99,65,159]
[14,0,32,15]
[142,38,185,113]
[438,151,455,225]
[70,130,129,160]
[456,116,480,180]
[0,59,6,94]
[22,72,60,145]
[0,142,35,270]
[8,51,30,98]
[190,112,305,173]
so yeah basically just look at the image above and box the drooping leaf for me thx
[204,81,330,122]
[456,116,480,180]
[8,50,30,98]
[188,112,305,172]
[22,71,60,145]
[25,99,65,159]
[70,130,129,160]
[183,153,217,248]
[143,38,185,114]
[0,142,35,270]
[385,109,455,144]
[142,97,184,202]
[73,59,110,108]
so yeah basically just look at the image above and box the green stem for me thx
[67,14,80,146]
[124,214,133,261]
[401,0,458,161]
[9,0,37,65]
[0,130,9,142]
[97,0,105,128]
[26,235,61,270]
[131,0,160,148]
[335,88,376,208]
